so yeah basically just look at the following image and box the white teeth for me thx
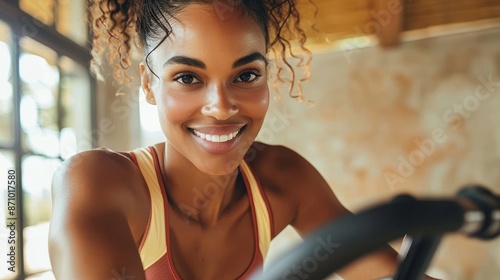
[193,129,240,143]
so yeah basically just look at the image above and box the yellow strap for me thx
[240,160,272,260]
[134,147,272,269]
[133,147,167,270]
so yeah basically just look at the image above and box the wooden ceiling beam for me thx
[373,0,404,47]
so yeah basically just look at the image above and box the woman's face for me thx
[141,4,270,175]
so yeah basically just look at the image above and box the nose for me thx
[201,84,239,120]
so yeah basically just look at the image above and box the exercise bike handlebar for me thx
[253,185,500,280]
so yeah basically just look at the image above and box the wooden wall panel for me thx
[405,0,500,30]
[299,0,500,43]
[297,0,373,39]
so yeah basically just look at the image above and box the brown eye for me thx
[235,71,260,83]
[174,74,201,85]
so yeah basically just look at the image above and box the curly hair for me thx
[88,0,317,101]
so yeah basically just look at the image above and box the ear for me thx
[140,63,156,105]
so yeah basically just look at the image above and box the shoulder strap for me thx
[240,160,274,261]
[131,147,168,270]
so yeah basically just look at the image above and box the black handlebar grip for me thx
[457,185,500,240]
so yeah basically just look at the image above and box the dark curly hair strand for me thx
[88,0,316,101]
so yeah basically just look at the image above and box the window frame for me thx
[0,1,96,279]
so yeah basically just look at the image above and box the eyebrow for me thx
[163,56,206,69]
[233,52,268,68]
[163,52,268,70]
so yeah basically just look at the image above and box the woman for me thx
[49,1,420,279]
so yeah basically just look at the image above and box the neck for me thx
[157,143,244,227]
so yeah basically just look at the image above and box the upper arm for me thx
[291,169,348,237]
[49,150,147,280]
[268,146,403,279]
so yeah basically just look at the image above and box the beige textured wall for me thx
[262,25,500,279]
[96,69,142,151]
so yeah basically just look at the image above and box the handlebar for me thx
[252,185,500,280]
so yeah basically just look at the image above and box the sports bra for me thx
[129,146,274,279]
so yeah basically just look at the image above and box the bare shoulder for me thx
[49,148,149,279]
[244,142,322,191]
[246,142,348,236]
[50,147,149,241]
[244,142,298,173]
[52,148,142,204]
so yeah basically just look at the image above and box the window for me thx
[0,22,13,146]
[56,0,87,45]
[0,1,94,279]
[20,38,60,158]
[1,149,17,279]
[20,0,55,26]
[20,0,87,45]
[0,21,18,280]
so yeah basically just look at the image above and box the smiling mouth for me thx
[190,127,244,143]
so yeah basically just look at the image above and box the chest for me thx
[168,206,258,279]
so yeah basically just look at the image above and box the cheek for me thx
[245,86,270,121]
[157,90,199,129]
[156,84,270,129]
